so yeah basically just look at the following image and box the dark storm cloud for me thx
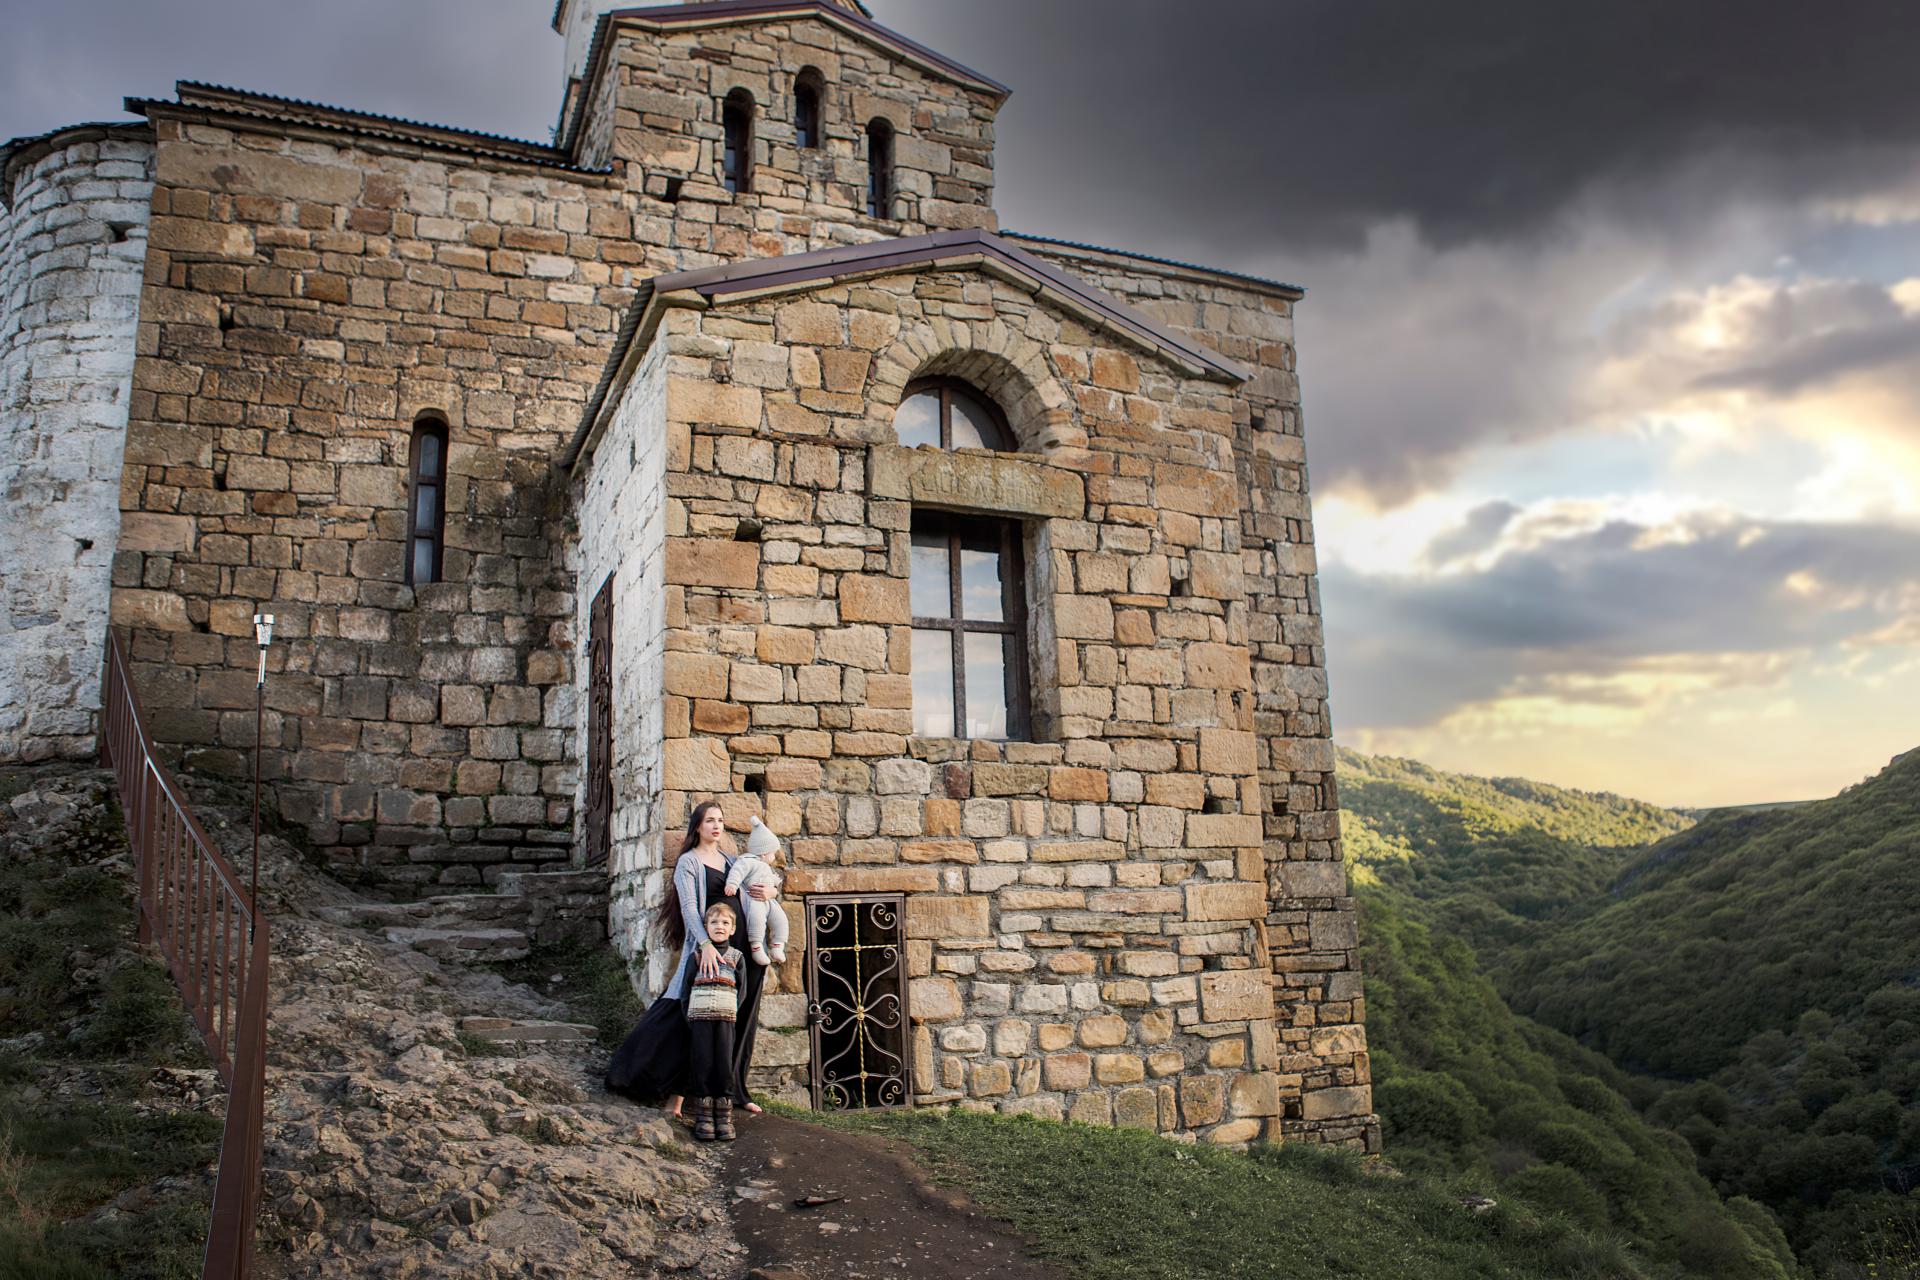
[1323,514,1920,730]
[888,0,1920,257]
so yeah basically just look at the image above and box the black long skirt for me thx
[604,954,768,1106]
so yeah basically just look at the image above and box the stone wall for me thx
[570,336,670,982]
[582,262,1295,1141]
[111,110,642,890]
[1018,237,1377,1149]
[0,126,153,763]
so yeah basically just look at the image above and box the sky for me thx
[7,0,1918,807]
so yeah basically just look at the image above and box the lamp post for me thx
[251,613,274,909]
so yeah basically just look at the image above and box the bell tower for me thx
[552,0,875,115]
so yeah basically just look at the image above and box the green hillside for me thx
[1340,746,1920,1274]
[1360,884,1795,1277]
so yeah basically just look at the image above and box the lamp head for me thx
[253,613,275,648]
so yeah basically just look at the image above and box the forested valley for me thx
[1341,746,1920,1277]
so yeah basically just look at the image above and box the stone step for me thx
[384,925,530,962]
[315,893,529,930]
[458,1016,599,1045]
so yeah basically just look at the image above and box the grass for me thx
[488,940,649,1049]
[0,771,219,1280]
[789,1104,1652,1280]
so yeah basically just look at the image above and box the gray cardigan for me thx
[663,849,736,1000]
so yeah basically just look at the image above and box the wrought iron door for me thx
[806,894,911,1109]
[584,575,613,867]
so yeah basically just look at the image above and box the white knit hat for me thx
[745,815,780,860]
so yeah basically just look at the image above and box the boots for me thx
[692,1096,716,1142]
[713,1096,736,1142]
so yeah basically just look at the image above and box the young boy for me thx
[685,900,744,1141]
[726,816,789,966]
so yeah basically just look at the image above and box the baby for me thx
[726,816,789,966]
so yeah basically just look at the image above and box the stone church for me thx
[1,0,1376,1146]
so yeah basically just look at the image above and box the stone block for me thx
[909,977,961,1022]
[1114,1088,1158,1130]
[1185,643,1251,690]
[1310,909,1361,951]
[1185,881,1265,922]
[1199,971,1273,1023]
[1198,728,1257,776]
[118,513,195,552]
[663,738,729,792]
[907,895,989,940]
[1095,1053,1145,1084]
[969,1060,1012,1097]
[111,589,190,631]
[665,652,730,699]
[1230,1072,1281,1118]
[667,379,763,429]
[1278,861,1348,900]
[1180,1074,1226,1127]
[900,450,1084,519]
[1048,767,1108,802]
[1301,1085,1372,1122]
[756,626,815,664]
[1310,1025,1368,1058]
[838,574,909,623]
[1183,814,1262,848]
[1077,1015,1127,1048]
[666,538,759,589]
[1043,1052,1091,1090]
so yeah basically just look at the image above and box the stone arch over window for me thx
[794,68,825,150]
[865,117,894,218]
[723,89,755,195]
[406,412,450,586]
[876,328,1078,453]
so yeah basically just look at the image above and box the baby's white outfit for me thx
[728,817,789,965]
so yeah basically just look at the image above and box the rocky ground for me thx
[179,782,746,1279]
[5,763,1060,1279]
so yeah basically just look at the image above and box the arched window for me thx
[406,414,449,586]
[865,117,894,218]
[723,89,754,195]
[794,69,824,150]
[893,378,1015,451]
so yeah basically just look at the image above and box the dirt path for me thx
[720,1112,1066,1280]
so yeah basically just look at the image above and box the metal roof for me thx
[1006,231,1306,299]
[129,83,607,175]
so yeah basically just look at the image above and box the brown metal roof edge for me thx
[649,229,1250,381]
[562,276,661,472]
[163,83,583,165]
[2,120,152,211]
[129,85,605,178]
[561,0,1007,152]
[1006,231,1307,301]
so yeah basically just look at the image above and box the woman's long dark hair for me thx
[654,800,723,950]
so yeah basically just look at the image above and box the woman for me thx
[605,800,778,1119]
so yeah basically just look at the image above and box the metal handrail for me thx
[100,629,268,1280]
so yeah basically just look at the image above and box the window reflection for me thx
[911,531,950,618]
[895,392,940,448]
[962,633,1007,738]
[958,546,1002,622]
[912,629,954,738]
